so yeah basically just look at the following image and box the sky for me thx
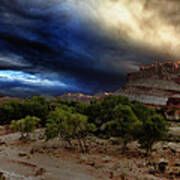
[1,0,180,97]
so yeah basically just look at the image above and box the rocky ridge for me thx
[114,61,180,107]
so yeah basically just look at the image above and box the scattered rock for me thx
[174,160,180,167]
[137,163,145,168]
[152,148,157,152]
[0,139,6,146]
[26,155,32,159]
[0,172,6,180]
[148,167,156,175]
[30,148,35,155]
[162,145,168,150]
[102,156,111,163]
[35,168,46,176]
[109,137,120,145]
[87,161,95,167]
[38,134,44,140]
[87,136,95,141]
[96,141,105,146]
[30,147,44,154]
[52,145,59,150]
[64,146,75,151]
[169,167,180,178]
[170,147,176,154]
[80,156,88,162]
[112,163,121,170]
[18,152,27,157]
[158,158,168,173]
[109,171,114,179]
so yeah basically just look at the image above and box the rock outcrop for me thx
[61,93,93,102]
[114,61,180,107]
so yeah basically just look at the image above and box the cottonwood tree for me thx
[138,114,168,155]
[45,108,96,153]
[103,104,142,151]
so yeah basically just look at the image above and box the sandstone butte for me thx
[114,60,180,121]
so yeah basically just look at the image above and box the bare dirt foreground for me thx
[0,130,104,180]
[0,127,179,180]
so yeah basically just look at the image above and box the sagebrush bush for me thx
[10,115,40,139]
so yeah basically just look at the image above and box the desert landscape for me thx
[0,123,179,180]
[0,61,179,180]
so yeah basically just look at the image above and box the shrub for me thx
[10,115,40,139]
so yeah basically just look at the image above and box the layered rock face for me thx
[114,61,180,107]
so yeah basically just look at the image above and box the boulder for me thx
[102,156,111,163]
[174,160,180,167]
[0,172,6,180]
[174,167,180,178]
[162,145,168,150]
[109,137,120,145]
[87,161,95,167]
[18,152,27,157]
[170,147,176,154]
[35,168,46,176]
[158,158,168,173]
[80,156,88,162]
[149,167,156,175]
[30,148,35,155]
[169,167,180,178]
[0,139,6,146]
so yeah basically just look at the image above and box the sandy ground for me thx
[0,131,106,180]
[0,127,179,180]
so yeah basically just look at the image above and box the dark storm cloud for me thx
[0,0,180,96]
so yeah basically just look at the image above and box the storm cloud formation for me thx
[0,0,180,96]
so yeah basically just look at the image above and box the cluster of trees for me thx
[2,95,168,154]
[0,96,49,125]
[45,108,96,153]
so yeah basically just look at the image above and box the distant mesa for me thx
[61,92,94,102]
[60,92,112,102]
[115,60,180,106]
[0,96,21,104]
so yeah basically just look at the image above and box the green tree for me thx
[86,98,102,127]
[45,108,96,153]
[130,100,156,122]
[138,114,168,155]
[0,96,50,126]
[103,104,142,150]
[74,102,90,115]
[23,96,50,125]
[87,96,131,130]
[10,115,40,139]
[100,96,130,123]
[0,100,24,125]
